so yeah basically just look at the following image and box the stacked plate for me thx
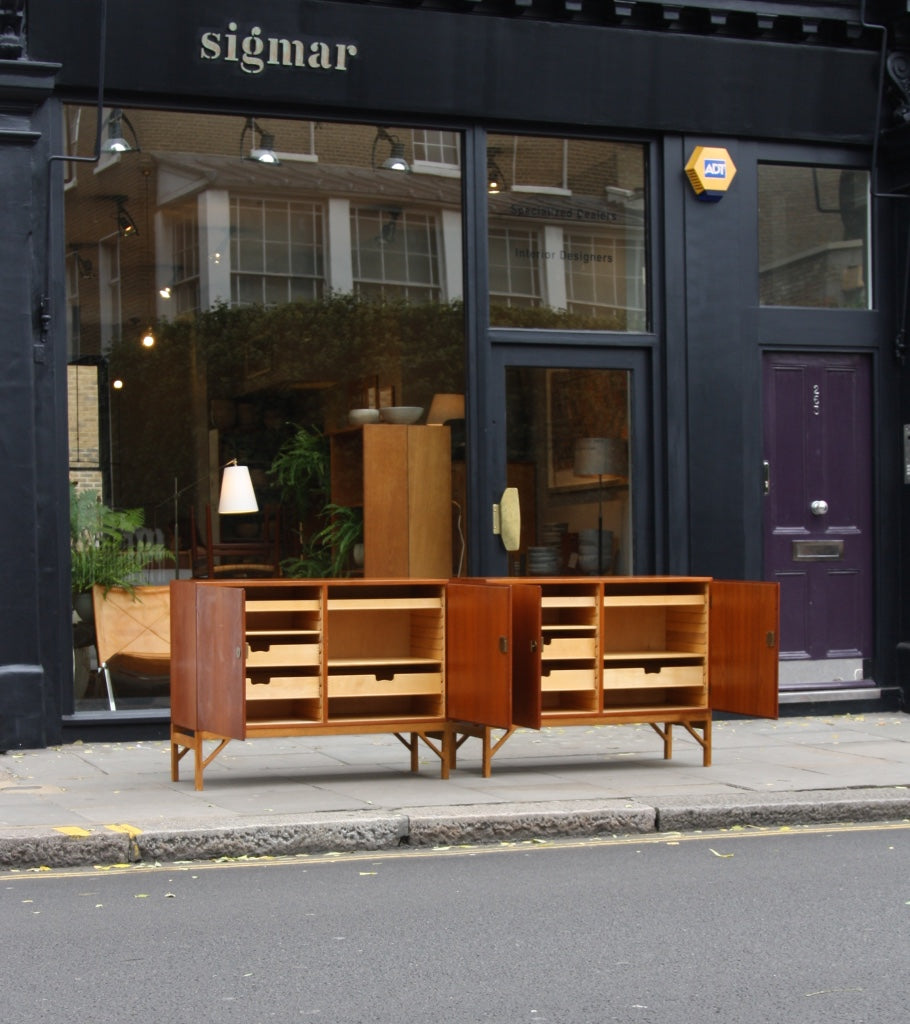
[527,546,561,575]
[578,529,613,574]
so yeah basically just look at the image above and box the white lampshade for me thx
[218,464,258,514]
[573,437,628,479]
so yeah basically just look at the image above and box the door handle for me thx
[810,500,829,516]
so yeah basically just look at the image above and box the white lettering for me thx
[199,22,360,76]
[199,31,221,61]
[241,27,265,74]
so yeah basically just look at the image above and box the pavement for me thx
[2,711,910,870]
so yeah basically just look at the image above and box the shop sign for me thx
[684,146,736,202]
[199,20,359,76]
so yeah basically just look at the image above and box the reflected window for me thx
[351,206,441,302]
[488,134,647,329]
[759,164,870,308]
[231,197,325,305]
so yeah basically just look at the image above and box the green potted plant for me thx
[311,503,363,577]
[70,485,174,619]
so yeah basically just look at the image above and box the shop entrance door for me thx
[479,346,653,578]
[762,352,873,686]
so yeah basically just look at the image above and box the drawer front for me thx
[541,666,597,692]
[603,664,705,690]
[543,635,596,660]
[328,671,443,698]
[246,641,320,668]
[245,675,320,700]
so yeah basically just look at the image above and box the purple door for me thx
[762,353,872,676]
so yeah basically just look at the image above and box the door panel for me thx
[510,583,542,729]
[196,585,246,739]
[762,353,872,668]
[709,580,779,719]
[446,581,514,728]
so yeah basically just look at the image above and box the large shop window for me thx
[758,164,871,309]
[63,108,466,714]
[487,134,647,330]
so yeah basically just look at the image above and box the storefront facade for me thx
[2,0,909,748]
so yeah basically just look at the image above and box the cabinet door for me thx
[195,585,247,739]
[446,581,514,728]
[709,580,779,719]
[510,582,543,729]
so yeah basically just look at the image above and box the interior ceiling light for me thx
[100,108,140,154]
[240,116,280,165]
[371,127,410,173]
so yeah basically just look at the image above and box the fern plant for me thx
[69,485,173,598]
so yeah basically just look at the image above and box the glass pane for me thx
[488,134,647,329]
[759,164,870,308]
[63,108,465,714]
[505,367,632,576]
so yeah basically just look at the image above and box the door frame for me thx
[470,339,659,577]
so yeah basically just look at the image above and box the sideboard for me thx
[170,576,778,788]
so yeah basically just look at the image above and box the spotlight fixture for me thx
[140,326,156,348]
[115,198,139,238]
[240,117,280,165]
[371,127,410,173]
[100,108,140,154]
[487,148,506,194]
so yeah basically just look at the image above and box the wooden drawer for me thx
[245,675,320,700]
[603,664,704,690]
[543,635,596,660]
[541,666,597,692]
[328,671,443,698]
[246,641,320,668]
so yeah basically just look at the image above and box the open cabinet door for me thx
[509,582,542,729]
[195,584,247,740]
[709,580,780,719]
[447,581,518,729]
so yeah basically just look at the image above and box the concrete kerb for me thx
[653,787,910,831]
[2,790,910,870]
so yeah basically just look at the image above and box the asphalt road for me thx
[3,822,908,1024]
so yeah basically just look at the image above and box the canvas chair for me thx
[91,584,170,711]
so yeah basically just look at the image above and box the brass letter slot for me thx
[792,539,844,561]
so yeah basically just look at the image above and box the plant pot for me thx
[73,590,94,625]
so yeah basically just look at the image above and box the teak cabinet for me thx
[170,578,450,789]
[170,576,778,788]
[329,424,452,578]
[446,577,779,775]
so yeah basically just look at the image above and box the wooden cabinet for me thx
[170,575,778,787]
[330,424,452,577]
[446,576,779,775]
[170,578,450,789]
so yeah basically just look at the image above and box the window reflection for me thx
[487,134,647,329]
[758,164,870,308]
[64,108,467,710]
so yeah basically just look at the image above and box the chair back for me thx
[91,584,171,668]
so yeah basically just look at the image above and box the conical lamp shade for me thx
[219,464,258,514]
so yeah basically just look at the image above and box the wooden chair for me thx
[91,584,170,711]
[190,504,281,578]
